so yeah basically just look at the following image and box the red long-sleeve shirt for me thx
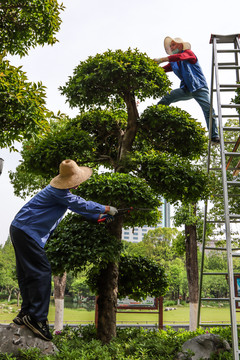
[163,50,197,72]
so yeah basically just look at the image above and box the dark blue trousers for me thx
[10,225,51,321]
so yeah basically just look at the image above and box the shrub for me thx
[0,325,234,360]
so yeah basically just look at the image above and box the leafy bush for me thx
[0,326,234,359]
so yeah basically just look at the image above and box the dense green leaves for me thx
[137,105,207,159]
[76,172,161,228]
[87,254,168,300]
[0,55,51,148]
[0,0,64,56]
[0,0,64,148]
[45,213,121,276]
[60,48,171,110]
[128,150,209,203]
[13,109,128,178]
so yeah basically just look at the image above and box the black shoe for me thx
[211,137,220,145]
[13,310,27,325]
[22,314,53,341]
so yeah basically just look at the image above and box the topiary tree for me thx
[11,48,208,343]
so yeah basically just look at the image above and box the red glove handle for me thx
[97,218,106,223]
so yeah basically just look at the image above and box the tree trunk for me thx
[117,92,139,164]
[17,290,20,307]
[97,93,138,342]
[53,272,67,332]
[7,288,12,302]
[96,220,122,343]
[185,219,199,331]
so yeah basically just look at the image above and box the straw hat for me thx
[164,36,191,55]
[50,159,92,189]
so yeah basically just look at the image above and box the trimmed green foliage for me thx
[60,48,171,110]
[0,0,64,56]
[45,213,121,275]
[128,150,209,203]
[77,172,161,227]
[138,105,207,159]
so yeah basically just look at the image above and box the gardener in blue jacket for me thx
[154,36,220,144]
[10,159,118,341]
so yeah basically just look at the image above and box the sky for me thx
[1,0,240,245]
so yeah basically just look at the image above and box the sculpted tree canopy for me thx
[0,0,64,56]
[11,48,208,343]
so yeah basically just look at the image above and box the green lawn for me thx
[1,302,240,326]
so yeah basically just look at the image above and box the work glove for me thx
[153,57,161,64]
[98,214,114,223]
[108,206,118,216]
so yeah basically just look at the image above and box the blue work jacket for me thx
[11,185,105,248]
[170,55,208,93]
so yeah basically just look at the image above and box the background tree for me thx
[0,54,54,149]
[0,0,64,149]
[0,0,64,56]
[11,48,208,342]
[0,238,18,302]
[173,203,207,330]
[124,227,187,301]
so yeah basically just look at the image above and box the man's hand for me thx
[108,206,118,216]
[153,57,169,64]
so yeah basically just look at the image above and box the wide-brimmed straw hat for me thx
[164,36,191,55]
[50,159,92,189]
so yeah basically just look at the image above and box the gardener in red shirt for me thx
[154,36,219,144]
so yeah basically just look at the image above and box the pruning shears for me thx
[97,207,153,223]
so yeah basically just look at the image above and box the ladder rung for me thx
[210,167,239,171]
[214,88,239,92]
[218,62,238,66]
[222,104,240,108]
[218,66,240,70]
[217,49,240,53]
[230,214,240,218]
[225,152,240,157]
[203,272,228,275]
[218,115,240,118]
[225,141,240,145]
[204,247,226,251]
[220,84,240,88]
[223,127,240,131]
[201,297,229,301]
[227,180,240,185]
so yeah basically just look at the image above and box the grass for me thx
[0,301,240,326]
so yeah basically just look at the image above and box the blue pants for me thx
[158,87,219,139]
[10,225,51,321]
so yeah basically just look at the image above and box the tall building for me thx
[122,198,171,243]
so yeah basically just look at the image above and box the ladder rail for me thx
[197,41,215,327]
[198,34,240,360]
[213,35,239,360]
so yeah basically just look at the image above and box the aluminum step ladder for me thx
[197,34,240,360]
